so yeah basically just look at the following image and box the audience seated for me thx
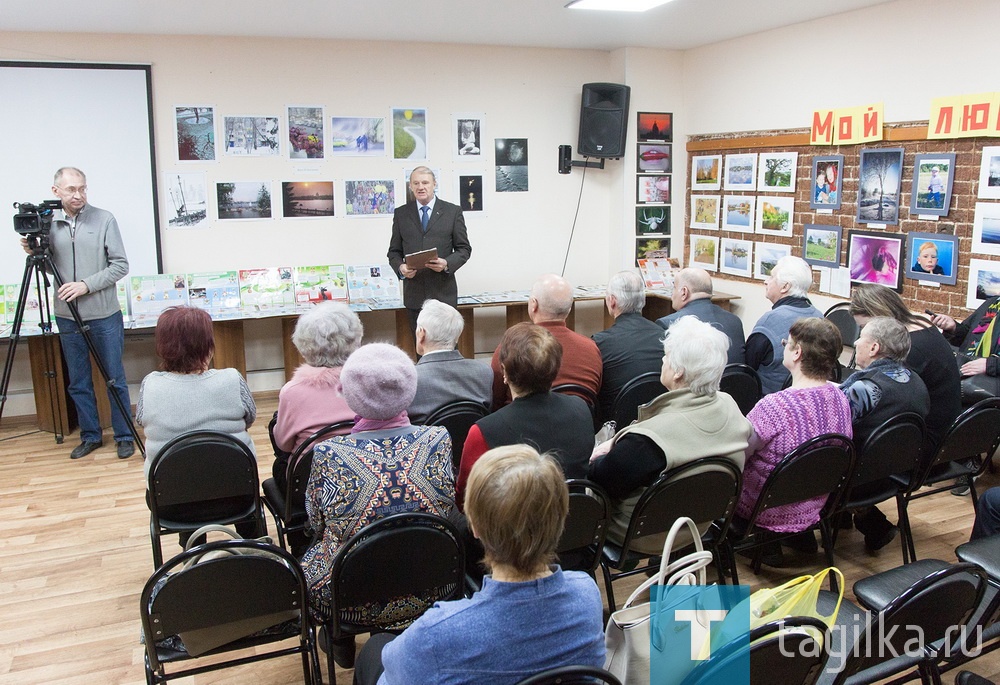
[271,301,361,491]
[138,305,256,477]
[491,273,602,409]
[658,267,746,365]
[302,343,456,626]
[930,294,1000,399]
[589,316,751,553]
[746,256,823,395]
[461,323,593,504]
[408,299,493,424]
[353,444,606,685]
[839,317,930,551]
[592,270,665,424]
[972,486,1000,540]
[734,317,853,565]
[850,284,961,456]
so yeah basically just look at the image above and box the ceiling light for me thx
[565,0,674,11]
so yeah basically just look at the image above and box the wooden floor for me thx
[1,394,998,684]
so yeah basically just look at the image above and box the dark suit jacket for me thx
[658,297,746,365]
[387,198,471,309]
[591,313,665,424]
[408,349,493,424]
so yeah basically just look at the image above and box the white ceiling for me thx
[2,0,896,51]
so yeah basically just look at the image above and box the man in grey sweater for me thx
[21,167,133,459]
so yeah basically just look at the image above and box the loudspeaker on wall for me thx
[578,82,630,159]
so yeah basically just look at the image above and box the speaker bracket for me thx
[558,144,607,174]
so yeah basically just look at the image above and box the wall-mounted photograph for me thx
[636,237,671,263]
[978,146,1000,199]
[287,106,324,159]
[810,154,844,210]
[724,153,757,191]
[720,237,753,278]
[454,114,484,159]
[457,175,484,212]
[344,179,396,216]
[909,153,955,216]
[691,155,722,191]
[690,195,720,230]
[848,229,904,289]
[216,181,272,220]
[722,195,756,233]
[904,231,958,286]
[637,175,671,204]
[637,143,671,173]
[175,105,215,161]
[392,107,427,160]
[329,117,385,156]
[163,172,208,229]
[281,181,334,218]
[802,224,841,268]
[495,138,528,192]
[636,111,672,142]
[757,152,797,193]
[755,196,794,236]
[972,201,1000,256]
[636,206,670,236]
[689,234,719,271]
[754,242,791,280]
[967,258,1000,310]
[856,148,904,225]
[223,116,280,157]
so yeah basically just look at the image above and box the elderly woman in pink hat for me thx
[301,343,456,662]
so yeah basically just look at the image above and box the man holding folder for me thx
[387,166,472,333]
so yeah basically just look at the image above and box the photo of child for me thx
[810,155,843,210]
[912,241,945,275]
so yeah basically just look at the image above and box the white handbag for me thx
[604,516,714,685]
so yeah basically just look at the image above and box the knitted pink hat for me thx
[340,343,417,419]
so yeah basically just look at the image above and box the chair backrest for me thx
[140,539,309,665]
[266,410,281,457]
[330,512,465,634]
[850,412,925,493]
[618,457,743,556]
[682,616,830,685]
[610,372,664,428]
[719,364,762,416]
[552,383,599,429]
[282,419,356,521]
[832,563,987,685]
[516,665,623,685]
[743,433,855,530]
[824,302,860,348]
[148,431,260,516]
[558,479,611,573]
[424,400,490,472]
[913,397,1000,490]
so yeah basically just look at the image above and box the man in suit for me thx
[407,299,493,424]
[592,270,664,424]
[658,267,746,364]
[490,274,602,409]
[387,166,472,333]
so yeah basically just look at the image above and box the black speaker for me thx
[578,83,630,159]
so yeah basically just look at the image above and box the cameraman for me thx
[20,167,133,460]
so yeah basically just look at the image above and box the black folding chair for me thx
[719,363,763,416]
[516,665,623,685]
[140,539,320,684]
[147,430,265,569]
[824,302,860,369]
[610,371,663,428]
[261,419,354,554]
[553,383,600,430]
[558,479,611,574]
[424,400,490,472]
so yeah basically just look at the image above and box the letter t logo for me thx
[675,609,729,660]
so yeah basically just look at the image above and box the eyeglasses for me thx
[57,185,87,196]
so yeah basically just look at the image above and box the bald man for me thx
[657,267,745,365]
[490,274,602,409]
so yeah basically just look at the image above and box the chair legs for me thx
[601,562,618,614]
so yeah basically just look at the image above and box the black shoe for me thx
[738,540,785,568]
[951,476,971,497]
[70,440,103,460]
[782,531,819,554]
[865,525,898,552]
[318,627,356,669]
[116,441,135,459]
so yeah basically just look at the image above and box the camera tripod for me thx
[0,237,144,455]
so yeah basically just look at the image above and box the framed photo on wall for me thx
[636,206,671,236]
[856,147,904,225]
[689,234,719,271]
[637,143,671,173]
[978,146,1000,199]
[691,155,722,191]
[810,154,844,210]
[636,112,672,142]
[847,229,904,289]
[720,237,753,278]
[690,195,720,230]
[636,237,671,263]
[757,152,797,193]
[967,258,1000,310]
[904,231,958,286]
[754,242,791,280]
[802,224,842,268]
[755,196,794,236]
[724,153,757,191]
[722,195,755,233]
[636,175,671,204]
[909,153,956,216]
[972,202,1000,256]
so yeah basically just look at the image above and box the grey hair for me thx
[862,316,911,362]
[531,274,573,319]
[53,167,86,185]
[662,315,729,396]
[292,301,364,367]
[770,256,813,297]
[417,299,464,349]
[607,270,646,314]
[409,166,436,183]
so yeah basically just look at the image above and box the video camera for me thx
[13,200,62,237]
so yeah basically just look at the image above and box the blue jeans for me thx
[56,310,132,444]
[972,487,1000,541]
